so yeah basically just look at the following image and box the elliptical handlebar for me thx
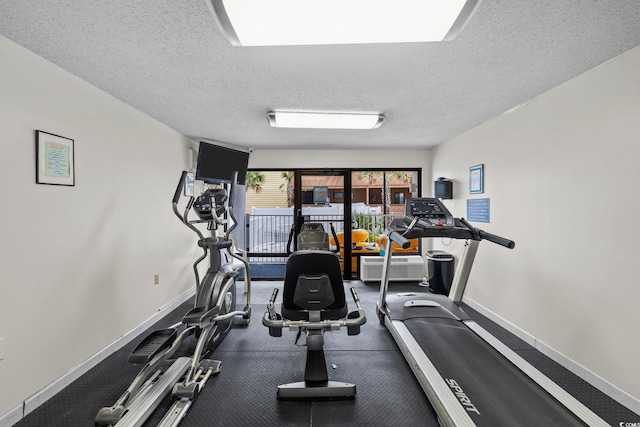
[198,237,234,250]
[172,172,205,241]
[227,171,237,208]
[173,170,188,205]
[225,171,238,239]
[218,170,252,300]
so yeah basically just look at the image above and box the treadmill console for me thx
[405,198,454,226]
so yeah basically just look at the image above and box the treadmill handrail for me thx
[388,230,411,249]
[388,216,515,250]
[459,217,515,249]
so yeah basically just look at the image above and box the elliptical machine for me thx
[95,170,251,427]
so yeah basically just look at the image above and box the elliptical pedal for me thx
[113,357,192,427]
[158,359,222,427]
[183,306,220,327]
[128,328,177,364]
[232,304,251,326]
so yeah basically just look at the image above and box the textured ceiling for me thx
[1,1,640,150]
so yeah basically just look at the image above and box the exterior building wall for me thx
[245,171,290,212]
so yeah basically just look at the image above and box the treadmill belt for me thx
[403,317,587,427]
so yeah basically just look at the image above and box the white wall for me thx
[0,36,198,417]
[430,45,640,407]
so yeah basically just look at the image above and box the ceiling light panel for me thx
[267,112,384,130]
[205,0,481,46]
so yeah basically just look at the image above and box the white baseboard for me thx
[462,296,640,416]
[462,297,538,346]
[0,404,22,427]
[1,289,195,426]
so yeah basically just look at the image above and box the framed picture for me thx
[469,164,483,194]
[36,130,75,186]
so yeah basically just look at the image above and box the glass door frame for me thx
[293,169,353,278]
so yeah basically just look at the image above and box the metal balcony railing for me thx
[244,213,396,263]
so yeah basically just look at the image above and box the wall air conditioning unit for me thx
[360,255,425,282]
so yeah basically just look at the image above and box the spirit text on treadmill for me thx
[446,378,481,415]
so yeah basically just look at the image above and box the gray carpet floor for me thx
[13,280,639,426]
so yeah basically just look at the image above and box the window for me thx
[394,192,405,205]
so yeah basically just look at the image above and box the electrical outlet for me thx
[0,337,5,361]
[154,274,159,285]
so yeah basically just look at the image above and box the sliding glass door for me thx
[244,168,421,280]
[293,170,353,278]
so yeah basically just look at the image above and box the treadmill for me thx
[377,198,609,427]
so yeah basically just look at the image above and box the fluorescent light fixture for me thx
[204,0,482,47]
[267,111,384,130]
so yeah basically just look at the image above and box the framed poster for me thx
[467,198,490,223]
[469,164,483,194]
[36,130,75,186]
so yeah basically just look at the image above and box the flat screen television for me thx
[195,142,250,185]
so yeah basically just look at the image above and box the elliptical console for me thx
[193,188,227,220]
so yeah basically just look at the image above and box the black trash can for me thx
[426,250,454,295]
